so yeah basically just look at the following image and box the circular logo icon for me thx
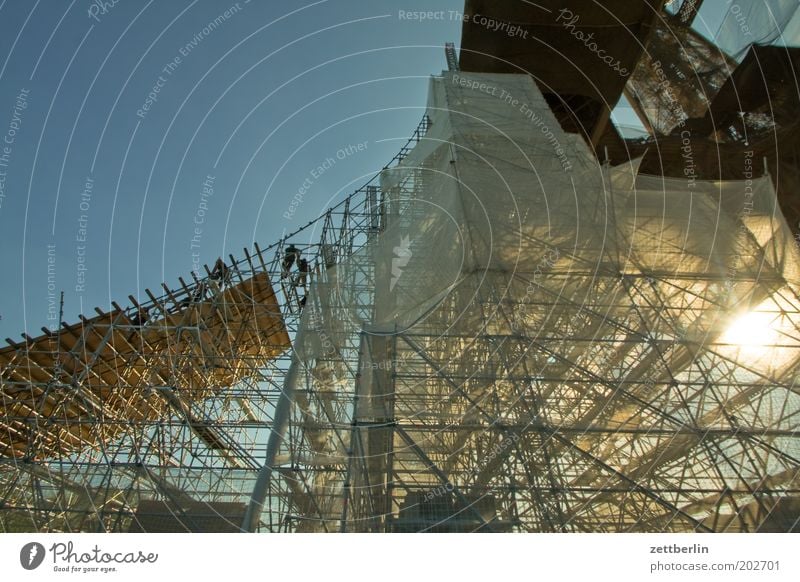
[20,542,45,570]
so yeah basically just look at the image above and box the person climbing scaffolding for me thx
[210,258,230,283]
[296,258,310,288]
[130,306,149,327]
[281,244,300,278]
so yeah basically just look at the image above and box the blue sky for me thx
[0,0,464,337]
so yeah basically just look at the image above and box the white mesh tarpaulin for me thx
[279,71,800,532]
[715,0,800,59]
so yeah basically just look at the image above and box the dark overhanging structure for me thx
[459,0,662,147]
[458,0,800,237]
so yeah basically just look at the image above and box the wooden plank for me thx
[1,267,290,460]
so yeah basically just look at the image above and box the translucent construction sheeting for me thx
[626,16,737,135]
[275,71,800,532]
[714,0,800,59]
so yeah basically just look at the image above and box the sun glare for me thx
[721,310,778,348]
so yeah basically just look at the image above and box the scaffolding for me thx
[262,71,800,533]
[2,71,800,533]
[625,13,738,136]
[0,118,432,533]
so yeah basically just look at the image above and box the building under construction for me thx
[2,1,800,532]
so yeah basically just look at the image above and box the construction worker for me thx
[179,282,206,309]
[296,258,310,288]
[281,244,300,278]
[210,257,230,282]
[130,306,149,327]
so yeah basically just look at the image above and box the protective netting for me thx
[279,71,800,532]
[714,0,800,60]
[626,15,737,135]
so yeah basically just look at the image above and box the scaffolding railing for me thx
[0,115,432,533]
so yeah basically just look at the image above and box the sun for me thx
[721,310,778,349]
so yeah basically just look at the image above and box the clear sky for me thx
[0,0,464,338]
